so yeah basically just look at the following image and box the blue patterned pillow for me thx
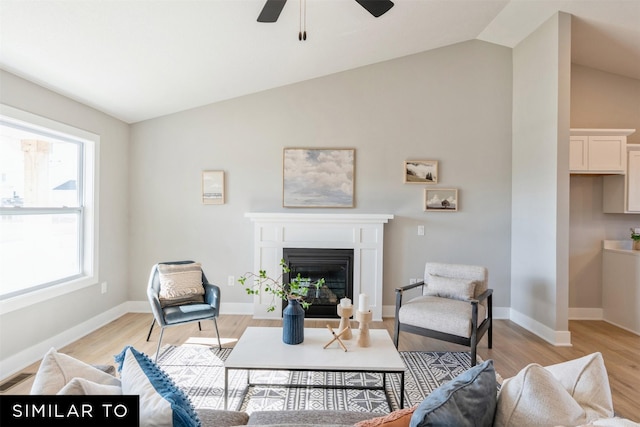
[115,346,200,427]
[410,359,497,427]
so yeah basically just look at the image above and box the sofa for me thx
[24,346,638,427]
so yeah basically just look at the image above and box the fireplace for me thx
[283,248,354,318]
[245,213,393,320]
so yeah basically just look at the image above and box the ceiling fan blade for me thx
[355,0,394,17]
[257,0,287,23]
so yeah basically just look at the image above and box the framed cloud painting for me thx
[283,148,355,208]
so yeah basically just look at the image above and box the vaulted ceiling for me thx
[1,0,639,123]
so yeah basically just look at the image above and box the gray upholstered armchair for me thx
[393,262,492,366]
[146,260,222,360]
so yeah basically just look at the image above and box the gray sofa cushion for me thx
[410,359,497,427]
[248,410,378,425]
[196,409,250,427]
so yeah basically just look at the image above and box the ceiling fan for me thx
[257,0,394,23]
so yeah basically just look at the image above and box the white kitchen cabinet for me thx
[604,144,640,213]
[602,241,640,335]
[569,136,589,171]
[569,129,633,174]
[628,149,640,211]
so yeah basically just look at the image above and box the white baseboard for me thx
[568,307,603,320]
[492,307,511,319]
[126,300,151,313]
[602,319,640,336]
[381,305,396,318]
[0,302,131,381]
[510,309,572,346]
[220,302,253,315]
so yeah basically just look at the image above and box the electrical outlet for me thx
[417,225,425,236]
[227,276,235,287]
[409,278,418,285]
[101,282,108,294]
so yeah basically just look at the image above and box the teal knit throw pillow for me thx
[115,346,200,427]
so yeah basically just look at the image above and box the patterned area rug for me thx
[156,344,479,414]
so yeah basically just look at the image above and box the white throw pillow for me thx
[30,347,121,395]
[116,346,200,427]
[424,275,476,301]
[494,352,614,427]
[544,352,614,422]
[158,263,204,306]
[57,377,122,395]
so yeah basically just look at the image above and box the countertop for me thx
[603,240,640,256]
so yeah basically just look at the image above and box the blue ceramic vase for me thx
[282,298,305,344]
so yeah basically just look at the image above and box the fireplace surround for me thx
[245,213,393,320]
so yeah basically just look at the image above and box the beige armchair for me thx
[393,262,492,366]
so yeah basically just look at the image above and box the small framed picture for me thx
[404,160,438,184]
[202,170,225,204]
[424,188,458,212]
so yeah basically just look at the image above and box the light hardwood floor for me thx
[2,314,639,421]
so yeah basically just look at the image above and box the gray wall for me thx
[0,70,130,367]
[569,65,640,310]
[129,40,513,312]
[511,12,572,340]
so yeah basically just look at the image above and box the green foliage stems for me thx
[238,259,325,312]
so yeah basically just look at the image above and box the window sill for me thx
[0,275,98,315]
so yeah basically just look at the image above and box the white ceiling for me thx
[1,0,639,124]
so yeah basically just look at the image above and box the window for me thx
[0,105,98,311]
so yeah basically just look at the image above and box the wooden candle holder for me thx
[336,304,353,340]
[356,310,373,347]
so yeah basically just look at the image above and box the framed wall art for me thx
[404,160,438,184]
[424,188,458,212]
[283,148,355,208]
[202,170,225,205]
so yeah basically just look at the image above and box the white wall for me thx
[569,65,640,312]
[129,40,513,314]
[511,12,572,344]
[0,70,130,376]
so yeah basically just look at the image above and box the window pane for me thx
[0,213,81,298]
[0,125,79,208]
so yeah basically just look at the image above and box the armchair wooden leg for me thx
[393,291,403,349]
[488,293,493,349]
[488,320,493,349]
[393,321,400,349]
[213,318,222,350]
[198,321,202,331]
[470,330,478,367]
[146,319,156,342]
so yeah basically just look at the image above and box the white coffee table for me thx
[224,326,406,410]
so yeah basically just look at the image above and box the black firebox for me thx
[282,248,354,318]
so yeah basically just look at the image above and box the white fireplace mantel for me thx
[245,213,394,320]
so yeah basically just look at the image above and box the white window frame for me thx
[0,104,99,314]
